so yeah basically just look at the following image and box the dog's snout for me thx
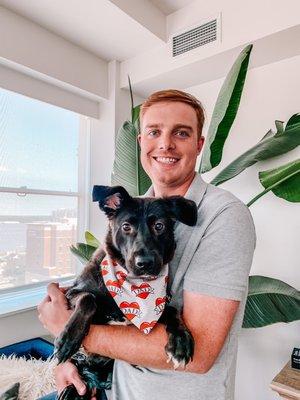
[135,256,154,269]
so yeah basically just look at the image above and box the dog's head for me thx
[93,185,197,279]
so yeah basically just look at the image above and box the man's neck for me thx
[153,172,196,198]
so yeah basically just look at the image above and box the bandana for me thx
[100,253,169,334]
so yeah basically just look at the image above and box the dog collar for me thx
[100,253,169,334]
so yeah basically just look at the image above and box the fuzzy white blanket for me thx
[0,355,57,400]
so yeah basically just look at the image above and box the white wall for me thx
[187,55,300,400]
[0,310,48,347]
[121,0,300,91]
[0,6,108,117]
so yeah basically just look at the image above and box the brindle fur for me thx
[55,186,197,400]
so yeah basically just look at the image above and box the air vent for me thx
[172,19,217,57]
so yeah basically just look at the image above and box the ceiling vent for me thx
[172,18,218,57]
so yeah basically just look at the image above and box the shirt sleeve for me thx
[183,201,256,301]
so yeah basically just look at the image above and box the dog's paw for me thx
[165,328,194,369]
[54,330,83,364]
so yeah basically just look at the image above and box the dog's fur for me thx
[55,185,197,399]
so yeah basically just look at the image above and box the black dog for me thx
[55,185,197,399]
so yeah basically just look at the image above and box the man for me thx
[38,89,256,400]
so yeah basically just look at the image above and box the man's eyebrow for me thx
[144,123,163,129]
[143,123,193,130]
[173,124,193,131]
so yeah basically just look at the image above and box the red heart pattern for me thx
[154,297,166,315]
[131,283,154,299]
[116,270,127,284]
[106,280,123,298]
[120,301,141,320]
[140,321,156,334]
[100,254,169,333]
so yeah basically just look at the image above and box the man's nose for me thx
[158,133,175,150]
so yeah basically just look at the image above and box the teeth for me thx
[155,157,178,164]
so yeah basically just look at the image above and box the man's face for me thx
[138,101,204,189]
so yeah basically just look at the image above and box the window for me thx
[0,87,88,292]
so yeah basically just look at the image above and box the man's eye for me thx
[122,223,131,232]
[154,222,164,231]
[175,130,189,137]
[148,130,159,137]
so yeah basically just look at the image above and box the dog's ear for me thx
[92,185,131,218]
[166,196,197,226]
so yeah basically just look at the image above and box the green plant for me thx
[111,77,151,196]
[71,45,300,329]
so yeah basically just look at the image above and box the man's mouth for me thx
[153,156,180,164]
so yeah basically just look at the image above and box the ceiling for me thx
[0,0,195,61]
[150,0,194,15]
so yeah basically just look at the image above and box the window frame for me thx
[0,106,91,315]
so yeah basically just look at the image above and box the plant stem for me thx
[247,169,300,207]
[128,75,134,123]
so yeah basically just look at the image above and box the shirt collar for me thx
[143,172,208,208]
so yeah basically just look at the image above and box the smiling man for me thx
[38,90,256,400]
[138,99,204,196]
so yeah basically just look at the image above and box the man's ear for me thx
[197,136,205,155]
[92,185,131,218]
[137,134,141,146]
[166,196,198,226]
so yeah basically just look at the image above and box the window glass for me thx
[0,88,80,290]
[0,88,79,191]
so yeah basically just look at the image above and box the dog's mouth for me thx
[136,274,158,281]
[126,269,159,280]
[124,253,164,280]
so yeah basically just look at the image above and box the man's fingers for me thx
[47,283,67,303]
[91,387,97,400]
[60,286,70,294]
[37,295,50,311]
[69,370,86,396]
[37,294,51,317]
[55,363,86,396]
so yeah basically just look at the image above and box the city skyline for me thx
[0,207,78,289]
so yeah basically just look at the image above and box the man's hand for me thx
[54,361,97,400]
[37,282,72,337]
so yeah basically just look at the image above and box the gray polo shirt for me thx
[109,173,256,400]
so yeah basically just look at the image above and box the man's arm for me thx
[39,283,239,374]
[82,290,239,374]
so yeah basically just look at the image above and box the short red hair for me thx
[140,89,205,139]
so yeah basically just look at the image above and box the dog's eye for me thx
[154,222,164,231]
[122,223,131,232]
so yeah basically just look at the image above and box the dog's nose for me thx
[135,256,154,269]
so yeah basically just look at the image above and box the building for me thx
[26,219,77,281]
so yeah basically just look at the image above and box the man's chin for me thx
[152,172,181,186]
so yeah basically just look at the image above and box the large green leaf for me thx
[211,115,300,186]
[111,118,151,196]
[85,231,100,248]
[111,81,151,196]
[200,44,253,173]
[247,158,300,206]
[70,243,96,265]
[243,275,300,328]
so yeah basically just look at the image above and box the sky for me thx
[0,87,79,216]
